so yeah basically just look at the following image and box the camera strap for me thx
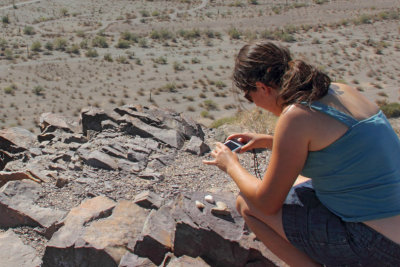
[252,149,262,179]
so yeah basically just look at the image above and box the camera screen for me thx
[225,140,241,151]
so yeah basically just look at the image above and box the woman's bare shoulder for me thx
[276,104,317,139]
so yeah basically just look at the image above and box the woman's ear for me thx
[255,82,272,94]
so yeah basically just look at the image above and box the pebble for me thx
[211,201,230,216]
[204,194,215,204]
[195,200,205,210]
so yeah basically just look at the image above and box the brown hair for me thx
[233,41,331,106]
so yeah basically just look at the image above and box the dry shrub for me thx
[235,107,277,133]
[211,107,277,134]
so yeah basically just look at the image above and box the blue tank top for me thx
[301,101,400,222]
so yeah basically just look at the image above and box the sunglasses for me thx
[244,89,253,103]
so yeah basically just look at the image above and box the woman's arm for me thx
[251,109,311,214]
[205,105,312,215]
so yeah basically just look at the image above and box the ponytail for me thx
[279,60,331,106]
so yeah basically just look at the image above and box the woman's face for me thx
[247,82,282,116]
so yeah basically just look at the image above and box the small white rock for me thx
[195,200,205,210]
[211,201,230,216]
[204,194,215,204]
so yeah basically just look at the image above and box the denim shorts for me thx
[282,186,400,267]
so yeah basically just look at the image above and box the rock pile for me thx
[0,105,283,266]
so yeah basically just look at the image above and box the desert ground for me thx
[0,0,399,133]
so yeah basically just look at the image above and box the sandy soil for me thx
[0,0,399,133]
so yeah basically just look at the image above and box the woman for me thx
[203,41,400,266]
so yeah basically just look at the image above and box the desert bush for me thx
[153,56,167,64]
[3,84,17,95]
[243,30,257,41]
[44,41,53,50]
[67,44,80,54]
[272,6,281,15]
[377,92,388,97]
[353,14,373,25]
[275,31,296,43]
[173,61,185,71]
[191,57,201,64]
[116,56,128,64]
[92,36,108,48]
[187,106,195,112]
[32,85,44,96]
[120,31,139,43]
[4,48,13,60]
[177,29,201,39]
[203,99,218,111]
[210,116,237,128]
[162,83,177,92]
[151,10,160,17]
[116,39,130,49]
[204,29,222,39]
[80,39,89,49]
[76,30,85,38]
[2,15,9,24]
[0,38,7,49]
[379,102,400,118]
[228,27,241,39]
[97,29,106,37]
[248,0,258,5]
[200,110,211,118]
[54,38,68,51]
[104,53,113,62]
[23,26,35,35]
[85,48,98,57]
[284,24,297,34]
[311,38,321,44]
[125,51,135,59]
[60,8,69,16]
[140,10,150,17]
[230,1,244,7]
[313,0,328,4]
[260,29,275,40]
[138,38,148,48]
[229,108,277,133]
[150,29,174,40]
[215,81,227,89]
[31,41,42,52]
[292,3,307,8]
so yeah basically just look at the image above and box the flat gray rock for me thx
[86,150,118,170]
[0,180,67,238]
[0,127,37,153]
[133,205,175,265]
[166,255,209,267]
[119,252,156,267]
[0,230,41,267]
[184,136,210,156]
[39,112,75,134]
[134,190,164,209]
[43,199,150,267]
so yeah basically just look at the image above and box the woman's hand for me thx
[227,133,273,153]
[202,142,240,173]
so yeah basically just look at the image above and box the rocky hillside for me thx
[0,104,282,267]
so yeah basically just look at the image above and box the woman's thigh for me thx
[236,179,313,242]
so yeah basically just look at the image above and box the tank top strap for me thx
[305,101,359,127]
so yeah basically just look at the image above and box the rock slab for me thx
[43,197,150,267]
[0,230,41,267]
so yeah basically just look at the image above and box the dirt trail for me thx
[0,0,41,11]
